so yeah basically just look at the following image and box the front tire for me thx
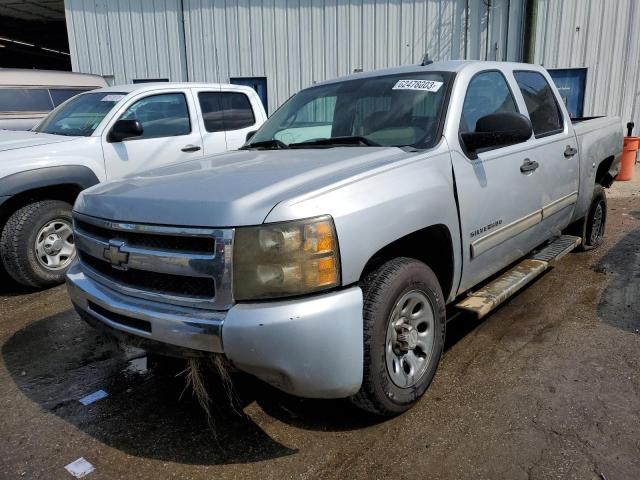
[0,200,75,288]
[351,257,446,416]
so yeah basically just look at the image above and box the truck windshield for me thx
[247,71,450,150]
[33,92,126,136]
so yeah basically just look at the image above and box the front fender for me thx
[0,165,100,198]
[264,144,462,299]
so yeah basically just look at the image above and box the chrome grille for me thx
[73,212,234,310]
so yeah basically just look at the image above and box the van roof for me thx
[0,68,108,87]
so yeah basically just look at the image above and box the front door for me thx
[102,90,204,179]
[451,70,545,293]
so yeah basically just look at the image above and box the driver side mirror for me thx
[108,119,143,142]
[460,112,532,157]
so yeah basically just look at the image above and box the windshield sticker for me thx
[101,94,125,102]
[392,80,443,92]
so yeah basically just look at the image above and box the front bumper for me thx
[66,261,364,398]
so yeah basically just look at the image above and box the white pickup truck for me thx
[0,82,266,287]
[67,61,622,416]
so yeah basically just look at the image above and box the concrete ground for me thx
[1,166,639,480]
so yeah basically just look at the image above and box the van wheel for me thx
[574,185,607,251]
[0,200,75,288]
[351,257,446,416]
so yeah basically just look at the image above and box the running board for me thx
[456,235,581,318]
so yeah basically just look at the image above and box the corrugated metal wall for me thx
[65,0,524,113]
[182,0,524,112]
[533,0,640,128]
[64,0,188,84]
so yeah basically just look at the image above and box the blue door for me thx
[548,68,587,118]
[230,77,268,113]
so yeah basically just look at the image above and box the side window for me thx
[461,71,518,133]
[513,71,564,137]
[120,93,190,139]
[198,92,255,132]
[0,88,53,112]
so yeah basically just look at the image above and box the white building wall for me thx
[65,0,525,113]
[533,0,640,128]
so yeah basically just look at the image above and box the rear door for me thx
[194,87,263,155]
[512,70,579,236]
[102,90,204,178]
[450,70,545,293]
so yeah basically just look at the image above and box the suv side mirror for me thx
[109,119,144,142]
[460,112,532,156]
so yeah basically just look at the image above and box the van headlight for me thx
[233,216,341,300]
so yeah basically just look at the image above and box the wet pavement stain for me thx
[1,193,640,479]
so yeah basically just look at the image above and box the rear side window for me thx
[0,88,53,112]
[460,71,518,133]
[121,93,191,139]
[514,71,564,137]
[198,92,256,132]
[49,88,92,107]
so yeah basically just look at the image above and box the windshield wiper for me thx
[289,136,381,148]
[240,139,289,150]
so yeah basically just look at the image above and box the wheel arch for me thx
[358,224,455,300]
[595,155,616,187]
[0,165,99,226]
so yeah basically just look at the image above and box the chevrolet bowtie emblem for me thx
[103,239,129,269]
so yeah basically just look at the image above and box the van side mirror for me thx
[460,112,532,156]
[109,119,144,142]
[245,130,257,142]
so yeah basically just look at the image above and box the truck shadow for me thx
[593,222,640,333]
[2,310,298,466]
[2,290,515,466]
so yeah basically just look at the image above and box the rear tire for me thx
[0,200,75,288]
[350,257,446,416]
[574,185,607,251]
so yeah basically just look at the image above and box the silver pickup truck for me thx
[66,61,622,416]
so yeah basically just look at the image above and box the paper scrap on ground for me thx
[64,458,95,478]
[392,79,443,92]
[79,390,108,406]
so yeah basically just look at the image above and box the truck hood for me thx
[0,130,78,152]
[75,147,413,227]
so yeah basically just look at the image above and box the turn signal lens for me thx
[233,216,341,300]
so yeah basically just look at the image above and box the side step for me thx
[456,235,581,318]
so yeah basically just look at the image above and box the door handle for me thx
[520,159,539,173]
[181,144,201,152]
[564,145,577,158]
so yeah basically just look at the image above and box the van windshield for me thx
[34,92,126,136]
[246,71,451,150]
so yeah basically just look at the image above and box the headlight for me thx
[233,216,340,300]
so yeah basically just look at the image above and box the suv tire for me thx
[351,257,446,416]
[0,200,75,288]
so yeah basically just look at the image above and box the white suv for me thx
[0,82,267,287]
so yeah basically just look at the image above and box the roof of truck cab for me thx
[94,82,256,94]
[312,60,545,87]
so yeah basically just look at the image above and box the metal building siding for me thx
[66,0,524,112]
[181,0,522,112]
[64,0,188,84]
[533,0,640,128]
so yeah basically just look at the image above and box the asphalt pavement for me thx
[1,167,639,479]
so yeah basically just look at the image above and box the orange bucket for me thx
[617,136,639,181]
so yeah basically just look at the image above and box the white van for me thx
[0,69,107,130]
